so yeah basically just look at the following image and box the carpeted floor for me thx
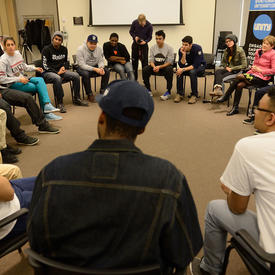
[0,72,255,274]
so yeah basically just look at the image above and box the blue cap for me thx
[96,80,154,128]
[87,34,98,43]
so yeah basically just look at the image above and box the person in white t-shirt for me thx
[190,86,275,275]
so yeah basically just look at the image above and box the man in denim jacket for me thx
[27,80,202,273]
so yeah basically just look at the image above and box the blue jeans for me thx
[177,65,205,97]
[10,77,51,108]
[2,177,36,240]
[112,62,135,81]
[200,200,259,275]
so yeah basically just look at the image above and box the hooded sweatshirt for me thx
[0,50,35,85]
[76,42,105,71]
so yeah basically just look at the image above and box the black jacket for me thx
[103,42,130,67]
[41,44,68,73]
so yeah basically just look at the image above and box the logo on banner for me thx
[253,14,272,39]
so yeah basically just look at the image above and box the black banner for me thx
[244,10,275,66]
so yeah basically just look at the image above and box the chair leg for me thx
[81,79,85,100]
[94,77,96,93]
[154,75,157,90]
[221,244,235,275]
[247,89,252,117]
[204,76,207,99]
[183,76,186,95]
[69,81,74,102]
[18,247,23,254]
[12,106,15,115]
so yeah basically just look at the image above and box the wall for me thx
[213,0,251,52]
[15,0,59,32]
[57,0,216,62]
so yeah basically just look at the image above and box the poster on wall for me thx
[244,0,275,66]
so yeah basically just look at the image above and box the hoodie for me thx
[0,50,35,85]
[76,42,105,71]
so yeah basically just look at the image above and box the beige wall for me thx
[57,0,216,62]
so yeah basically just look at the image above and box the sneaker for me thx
[44,113,63,121]
[44,103,60,113]
[58,103,67,113]
[213,87,223,96]
[148,90,153,97]
[38,124,60,134]
[243,116,255,125]
[190,258,210,275]
[1,149,18,163]
[174,94,183,103]
[6,144,22,154]
[16,135,39,146]
[254,129,263,135]
[160,91,171,101]
[73,98,89,107]
[188,95,198,104]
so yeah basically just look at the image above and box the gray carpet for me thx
[0,73,254,274]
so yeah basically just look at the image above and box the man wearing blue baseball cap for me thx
[76,34,110,102]
[28,80,202,273]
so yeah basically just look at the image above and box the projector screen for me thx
[89,0,183,26]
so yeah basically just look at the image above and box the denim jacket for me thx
[27,139,202,272]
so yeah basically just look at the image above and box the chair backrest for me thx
[72,55,77,64]
[204,53,215,70]
[26,248,161,275]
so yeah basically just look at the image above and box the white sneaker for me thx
[44,113,63,121]
[148,91,153,97]
[160,91,171,101]
[44,103,60,113]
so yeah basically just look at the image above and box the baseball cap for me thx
[96,80,154,128]
[87,34,98,43]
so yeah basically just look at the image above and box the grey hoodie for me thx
[76,42,105,71]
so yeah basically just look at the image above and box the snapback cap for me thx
[96,80,154,128]
[87,34,98,43]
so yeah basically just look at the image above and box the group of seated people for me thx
[0,80,274,275]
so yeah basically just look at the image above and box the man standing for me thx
[76,34,110,103]
[28,80,202,273]
[129,14,153,80]
[103,33,135,81]
[142,30,174,99]
[191,86,275,275]
[42,31,88,113]
[175,36,206,104]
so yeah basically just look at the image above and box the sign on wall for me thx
[244,0,275,66]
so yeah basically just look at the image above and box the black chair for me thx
[26,248,161,275]
[215,31,233,63]
[154,53,177,90]
[0,208,29,258]
[33,59,74,106]
[182,53,216,99]
[72,55,97,100]
[221,229,275,275]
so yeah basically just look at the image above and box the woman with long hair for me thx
[211,34,247,97]
[217,35,275,116]
[0,37,62,121]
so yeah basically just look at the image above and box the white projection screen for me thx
[89,0,183,26]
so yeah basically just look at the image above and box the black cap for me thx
[96,80,154,128]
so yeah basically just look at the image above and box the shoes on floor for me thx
[6,144,22,154]
[73,98,89,106]
[148,90,153,97]
[44,103,60,113]
[57,103,67,113]
[160,91,171,101]
[188,95,198,104]
[174,94,183,103]
[16,135,39,146]
[44,113,63,121]
[1,149,18,163]
[38,124,60,134]
[190,257,211,275]
[243,115,255,125]
[88,94,96,103]
[226,107,239,116]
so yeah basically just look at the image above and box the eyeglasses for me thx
[256,107,275,113]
